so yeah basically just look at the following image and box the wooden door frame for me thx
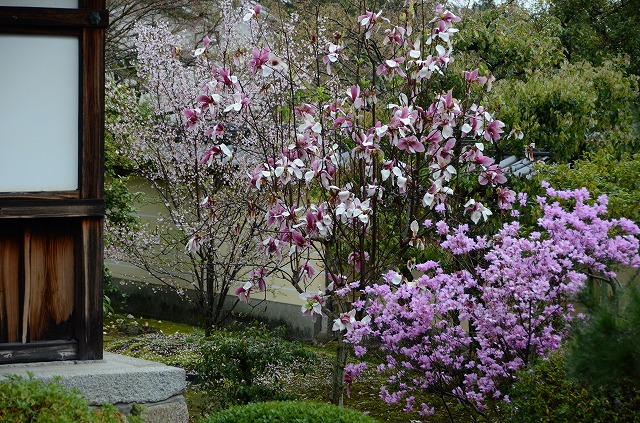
[0,1,107,363]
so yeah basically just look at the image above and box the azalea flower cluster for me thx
[343,186,640,415]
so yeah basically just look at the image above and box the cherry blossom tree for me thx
[106,22,271,333]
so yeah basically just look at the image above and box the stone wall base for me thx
[0,352,187,423]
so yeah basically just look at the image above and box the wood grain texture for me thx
[76,218,103,360]
[0,234,20,343]
[0,340,77,364]
[27,230,75,342]
[0,200,104,219]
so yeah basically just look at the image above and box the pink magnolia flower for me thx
[289,230,307,254]
[352,130,380,160]
[204,122,224,141]
[242,4,261,21]
[249,47,269,75]
[300,261,316,282]
[464,68,488,85]
[323,43,345,74]
[235,281,253,304]
[357,10,389,39]
[218,68,238,87]
[437,90,460,117]
[264,52,288,76]
[383,25,406,46]
[223,92,250,113]
[426,6,461,45]
[478,165,507,186]
[294,102,317,118]
[261,236,282,260]
[199,143,232,166]
[327,273,347,290]
[376,57,406,78]
[397,135,425,153]
[497,187,516,210]
[348,251,370,273]
[196,92,221,112]
[464,199,492,224]
[251,268,267,291]
[484,117,505,142]
[347,86,363,110]
[300,290,324,321]
[193,35,210,57]
[434,44,453,68]
[182,108,199,129]
[332,309,356,332]
[435,5,461,26]
[185,234,201,253]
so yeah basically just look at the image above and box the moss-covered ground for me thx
[103,313,473,423]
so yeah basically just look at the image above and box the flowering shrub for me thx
[173,0,640,415]
[344,185,640,417]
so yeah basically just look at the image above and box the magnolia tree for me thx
[181,0,510,404]
[106,23,271,333]
[178,0,640,416]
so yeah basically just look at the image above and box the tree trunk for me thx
[205,260,215,336]
[331,335,349,405]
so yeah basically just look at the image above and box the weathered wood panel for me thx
[80,3,105,201]
[0,340,77,364]
[76,218,103,360]
[0,222,77,345]
[0,191,79,200]
[49,232,75,326]
[0,230,20,343]
[27,228,75,342]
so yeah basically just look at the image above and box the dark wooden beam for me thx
[0,199,104,219]
[0,7,108,29]
[0,340,78,364]
[80,6,105,200]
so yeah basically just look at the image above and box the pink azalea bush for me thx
[343,184,640,416]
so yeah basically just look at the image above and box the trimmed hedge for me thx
[203,400,379,423]
[0,373,139,423]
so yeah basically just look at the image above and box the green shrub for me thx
[567,281,640,389]
[202,400,379,423]
[488,59,638,162]
[197,323,316,411]
[502,351,640,422]
[0,373,139,422]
